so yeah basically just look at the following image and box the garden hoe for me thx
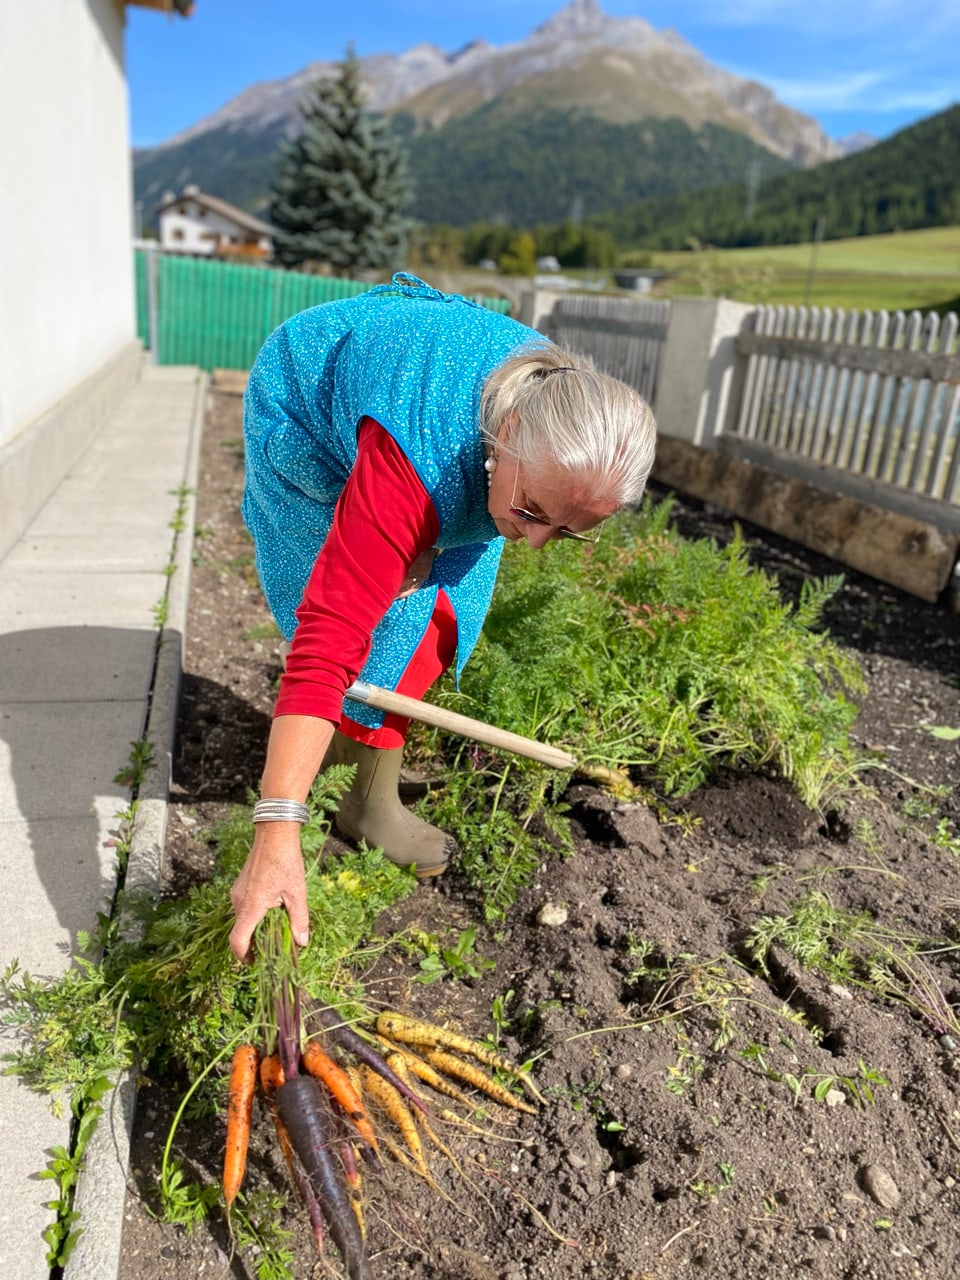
[343,680,628,787]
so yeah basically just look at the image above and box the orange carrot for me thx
[259,1052,285,1099]
[223,1043,260,1213]
[301,1039,379,1157]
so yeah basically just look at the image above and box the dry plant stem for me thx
[937,1110,960,1152]
[378,1134,449,1199]
[478,1165,581,1248]
[438,1110,526,1140]
[661,1223,699,1254]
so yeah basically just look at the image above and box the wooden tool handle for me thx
[344,681,577,771]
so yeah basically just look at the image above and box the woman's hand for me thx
[229,714,335,962]
[229,822,310,963]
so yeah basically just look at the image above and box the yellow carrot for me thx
[359,1065,428,1175]
[376,1037,476,1108]
[385,1052,461,1167]
[376,1012,546,1104]
[424,1048,538,1115]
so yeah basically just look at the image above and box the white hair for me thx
[480,344,656,508]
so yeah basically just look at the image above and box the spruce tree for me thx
[269,47,413,272]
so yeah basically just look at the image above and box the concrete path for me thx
[0,364,205,1280]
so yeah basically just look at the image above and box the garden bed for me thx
[117,385,960,1280]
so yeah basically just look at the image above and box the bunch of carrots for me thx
[223,913,543,1280]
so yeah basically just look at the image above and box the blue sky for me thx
[126,0,958,148]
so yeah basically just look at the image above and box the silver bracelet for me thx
[252,798,310,825]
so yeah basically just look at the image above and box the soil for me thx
[117,383,960,1280]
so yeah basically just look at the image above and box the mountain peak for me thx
[532,0,609,40]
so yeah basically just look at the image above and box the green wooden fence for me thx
[133,251,512,371]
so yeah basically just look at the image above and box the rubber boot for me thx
[331,732,452,878]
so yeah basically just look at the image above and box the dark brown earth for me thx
[117,383,960,1280]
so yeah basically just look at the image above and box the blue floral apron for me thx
[242,273,545,728]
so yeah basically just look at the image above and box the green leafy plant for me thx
[924,725,960,742]
[243,621,282,642]
[38,1074,112,1266]
[689,1161,736,1198]
[413,925,496,984]
[412,500,865,916]
[932,817,960,856]
[167,484,194,535]
[740,1043,889,1108]
[1,768,417,1267]
[113,737,155,789]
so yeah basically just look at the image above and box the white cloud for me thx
[686,0,959,33]
[754,69,955,115]
[757,71,885,111]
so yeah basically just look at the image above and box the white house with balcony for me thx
[158,185,275,260]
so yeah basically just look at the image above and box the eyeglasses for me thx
[509,464,605,544]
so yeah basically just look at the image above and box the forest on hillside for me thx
[133,102,960,263]
[593,104,960,250]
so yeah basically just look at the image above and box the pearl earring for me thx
[484,454,498,488]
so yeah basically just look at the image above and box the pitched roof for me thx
[158,189,275,237]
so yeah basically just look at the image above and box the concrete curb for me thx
[63,371,208,1280]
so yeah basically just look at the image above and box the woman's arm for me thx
[228,421,440,961]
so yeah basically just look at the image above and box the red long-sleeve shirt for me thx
[273,418,440,723]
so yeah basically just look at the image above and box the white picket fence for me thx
[728,305,960,505]
[533,289,960,515]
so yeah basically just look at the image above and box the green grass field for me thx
[651,226,960,312]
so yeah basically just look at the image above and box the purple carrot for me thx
[339,1135,359,1184]
[270,1105,325,1253]
[276,981,301,1080]
[315,1006,428,1114]
[277,1074,373,1280]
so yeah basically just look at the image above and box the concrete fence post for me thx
[145,244,160,365]
[518,287,567,335]
[653,297,755,447]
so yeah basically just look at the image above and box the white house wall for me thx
[0,0,136,451]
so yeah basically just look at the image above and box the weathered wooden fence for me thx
[539,293,670,407]
[727,305,960,505]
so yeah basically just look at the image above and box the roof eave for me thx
[125,2,195,17]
